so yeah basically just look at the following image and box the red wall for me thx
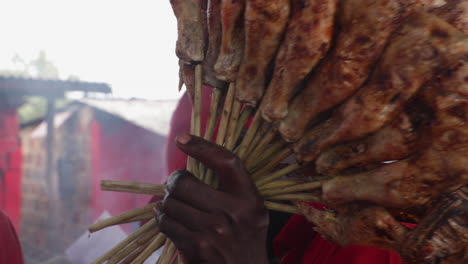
[89,114,168,232]
[0,109,22,231]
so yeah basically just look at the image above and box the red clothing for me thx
[165,89,403,264]
[0,209,24,264]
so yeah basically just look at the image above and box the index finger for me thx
[175,133,257,195]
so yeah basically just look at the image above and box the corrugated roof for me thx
[0,76,111,96]
[79,98,178,135]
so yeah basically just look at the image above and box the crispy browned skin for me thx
[260,0,338,122]
[235,0,291,106]
[170,0,206,62]
[278,0,404,142]
[203,0,226,88]
[213,0,246,82]
[316,113,417,175]
[295,12,468,162]
[178,60,196,99]
[319,59,468,209]
[430,0,468,34]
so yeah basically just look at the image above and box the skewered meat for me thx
[179,60,196,99]
[319,58,468,209]
[203,0,226,88]
[170,0,207,62]
[260,0,338,122]
[214,0,246,82]
[294,12,468,162]
[297,187,468,263]
[315,113,417,175]
[278,0,405,142]
[235,0,291,106]
[430,0,468,34]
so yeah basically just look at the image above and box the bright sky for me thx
[0,0,183,100]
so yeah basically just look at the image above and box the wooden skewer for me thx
[132,233,167,264]
[187,64,203,175]
[89,203,157,233]
[92,219,157,264]
[261,181,324,197]
[225,99,242,151]
[246,140,287,171]
[258,180,303,191]
[199,88,223,178]
[234,106,254,143]
[255,163,301,186]
[107,229,159,264]
[176,254,184,264]
[119,239,153,264]
[236,111,262,159]
[242,121,269,160]
[251,148,292,179]
[245,129,277,164]
[266,193,322,203]
[157,239,177,264]
[101,180,166,196]
[264,201,301,215]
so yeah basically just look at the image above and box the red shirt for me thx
[165,89,403,264]
[0,209,24,264]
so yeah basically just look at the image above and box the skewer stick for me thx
[187,64,203,176]
[261,181,324,197]
[236,111,262,159]
[108,229,159,264]
[255,163,301,186]
[101,180,166,196]
[132,233,167,264]
[251,148,292,179]
[199,88,223,178]
[246,140,286,171]
[241,120,268,160]
[157,240,177,264]
[89,203,157,233]
[264,201,301,215]
[225,99,242,150]
[176,254,184,264]
[258,180,302,191]
[245,129,277,164]
[92,219,157,264]
[266,193,322,203]
[234,106,254,142]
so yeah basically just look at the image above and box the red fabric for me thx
[0,209,24,264]
[165,91,404,264]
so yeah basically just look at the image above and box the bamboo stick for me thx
[119,239,153,264]
[89,203,157,233]
[258,180,302,191]
[176,254,184,264]
[92,219,157,264]
[101,180,166,196]
[246,140,286,171]
[156,239,177,264]
[131,233,167,264]
[225,99,242,151]
[266,193,322,202]
[245,129,277,165]
[187,64,203,175]
[107,228,159,264]
[264,201,301,215]
[236,111,262,159]
[255,163,301,186]
[242,121,268,160]
[234,106,254,142]
[199,88,223,178]
[251,148,292,179]
[261,181,324,197]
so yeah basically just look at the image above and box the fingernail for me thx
[176,133,191,144]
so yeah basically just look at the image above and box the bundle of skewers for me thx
[90,0,468,263]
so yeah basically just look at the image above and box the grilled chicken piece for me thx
[260,0,338,122]
[203,0,226,88]
[319,59,468,209]
[296,202,408,252]
[430,0,468,34]
[179,60,196,99]
[278,0,404,142]
[170,0,206,62]
[316,113,417,175]
[214,0,246,82]
[294,12,468,162]
[235,0,291,106]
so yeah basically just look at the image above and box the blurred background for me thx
[0,0,183,263]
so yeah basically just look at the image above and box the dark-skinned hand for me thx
[156,133,269,264]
